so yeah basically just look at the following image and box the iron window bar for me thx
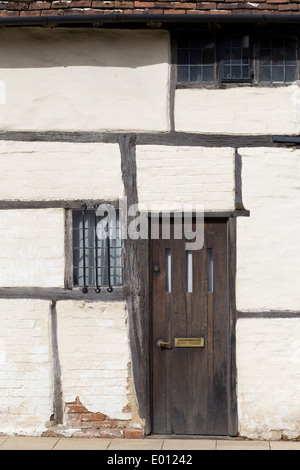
[81,203,88,294]
[94,203,101,293]
[106,232,113,293]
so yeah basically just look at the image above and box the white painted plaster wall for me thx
[0,299,53,435]
[236,147,300,311]
[0,209,65,287]
[0,141,123,201]
[237,317,300,440]
[175,86,300,135]
[56,301,131,422]
[0,28,170,132]
[136,145,235,211]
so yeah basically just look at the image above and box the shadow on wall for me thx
[0,27,170,68]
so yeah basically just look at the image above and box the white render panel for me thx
[0,209,65,287]
[136,145,235,211]
[175,86,300,135]
[0,299,52,435]
[236,148,300,311]
[56,301,131,420]
[0,28,170,132]
[0,141,123,201]
[237,317,300,440]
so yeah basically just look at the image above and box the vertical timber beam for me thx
[50,301,64,425]
[119,134,151,434]
[235,149,244,211]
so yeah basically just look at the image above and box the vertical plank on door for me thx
[212,221,229,435]
[152,236,168,433]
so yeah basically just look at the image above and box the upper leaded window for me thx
[177,31,298,85]
[177,32,215,83]
[259,36,298,84]
[220,36,252,83]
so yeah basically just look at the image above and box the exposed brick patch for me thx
[64,396,144,439]
[124,428,144,438]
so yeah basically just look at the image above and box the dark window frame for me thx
[176,29,299,87]
[218,34,254,84]
[257,34,299,85]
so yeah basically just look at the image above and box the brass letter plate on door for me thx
[174,338,205,348]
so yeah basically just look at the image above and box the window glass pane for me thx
[202,38,214,49]
[190,65,202,82]
[272,66,284,82]
[186,250,193,293]
[242,36,249,48]
[232,66,242,79]
[223,48,231,64]
[223,65,231,80]
[178,48,189,65]
[202,47,214,65]
[259,65,271,83]
[202,65,214,82]
[286,48,297,64]
[260,48,271,65]
[177,65,189,82]
[285,66,297,83]
[190,49,202,65]
[232,48,242,64]
[242,66,250,79]
[272,48,284,65]
[165,249,171,293]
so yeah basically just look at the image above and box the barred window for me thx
[72,204,123,293]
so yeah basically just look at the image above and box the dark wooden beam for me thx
[119,134,151,434]
[0,130,277,147]
[0,287,124,301]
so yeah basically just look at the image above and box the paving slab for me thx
[0,436,60,450]
[162,439,216,450]
[0,436,8,446]
[270,441,300,450]
[107,438,164,450]
[53,437,111,450]
[216,439,270,450]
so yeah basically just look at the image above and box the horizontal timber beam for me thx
[0,131,282,147]
[0,287,124,302]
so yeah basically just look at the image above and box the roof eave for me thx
[2,13,300,27]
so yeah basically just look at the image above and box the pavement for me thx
[0,435,299,450]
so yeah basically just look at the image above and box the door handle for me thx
[156,339,172,350]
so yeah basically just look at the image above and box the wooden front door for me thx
[151,218,230,435]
